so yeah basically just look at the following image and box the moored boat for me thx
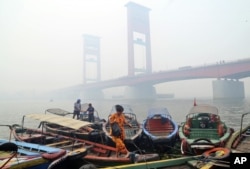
[225,112,250,153]
[101,147,230,169]
[142,107,178,145]
[11,119,159,167]
[0,139,69,169]
[28,113,106,143]
[102,104,142,148]
[45,107,105,131]
[179,103,233,155]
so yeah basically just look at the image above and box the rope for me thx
[131,142,150,169]
[0,152,17,169]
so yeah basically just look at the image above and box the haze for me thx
[1,0,250,99]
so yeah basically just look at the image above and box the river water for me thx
[1,98,250,139]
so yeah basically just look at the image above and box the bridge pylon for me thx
[125,2,152,76]
[124,85,156,100]
[82,34,103,99]
[212,79,245,99]
[82,34,101,84]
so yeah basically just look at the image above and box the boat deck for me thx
[234,129,250,152]
[145,118,174,136]
[188,129,219,140]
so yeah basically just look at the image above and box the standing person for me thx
[73,99,81,120]
[86,103,95,122]
[109,105,132,157]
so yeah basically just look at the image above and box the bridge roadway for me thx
[82,58,250,90]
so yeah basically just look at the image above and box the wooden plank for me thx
[59,143,83,149]
[46,140,72,147]
[18,149,40,156]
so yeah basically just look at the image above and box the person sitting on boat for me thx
[73,99,81,120]
[109,104,132,158]
[86,103,95,122]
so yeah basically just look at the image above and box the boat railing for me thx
[240,112,250,137]
[145,118,173,132]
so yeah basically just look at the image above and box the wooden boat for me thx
[142,107,178,144]
[102,104,143,147]
[11,119,159,167]
[225,112,250,153]
[102,148,231,169]
[31,113,106,143]
[0,139,68,169]
[178,103,233,155]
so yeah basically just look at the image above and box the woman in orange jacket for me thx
[109,104,132,157]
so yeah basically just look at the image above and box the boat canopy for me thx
[45,108,72,116]
[188,104,219,115]
[147,107,170,115]
[24,113,92,130]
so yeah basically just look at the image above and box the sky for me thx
[1,0,250,98]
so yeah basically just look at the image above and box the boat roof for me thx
[24,113,92,130]
[45,108,72,116]
[188,104,219,115]
[147,107,170,116]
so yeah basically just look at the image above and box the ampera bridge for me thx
[74,58,250,100]
[56,2,250,100]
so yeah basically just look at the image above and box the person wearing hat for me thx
[73,99,81,119]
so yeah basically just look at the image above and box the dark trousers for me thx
[73,110,80,119]
[88,113,94,122]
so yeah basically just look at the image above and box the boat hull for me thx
[44,123,106,143]
[0,139,68,169]
[12,125,159,167]
[101,155,202,169]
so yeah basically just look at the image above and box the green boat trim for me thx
[101,155,201,169]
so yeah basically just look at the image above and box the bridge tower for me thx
[82,34,103,99]
[124,2,156,99]
[125,2,152,76]
[83,34,101,84]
